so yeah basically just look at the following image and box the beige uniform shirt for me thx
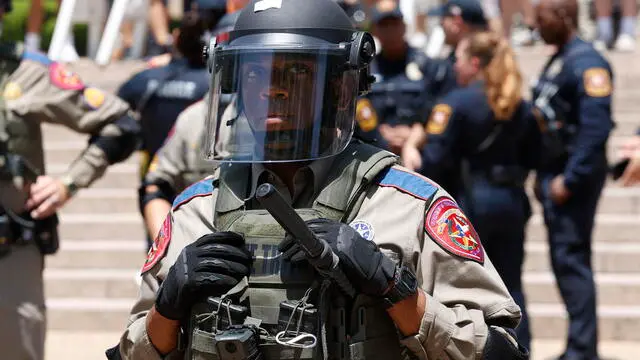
[2,54,133,210]
[144,99,216,194]
[119,161,521,360]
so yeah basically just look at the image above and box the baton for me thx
[255,183,356,298]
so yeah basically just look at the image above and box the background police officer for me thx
[113,1,528,359]
[1,41,139,360]
[533,0,615,359]
[418,30,540,352]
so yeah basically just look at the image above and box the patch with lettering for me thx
[356,98,378,132]
[3,82,22,100]
[425,197,484,264]
[350,220,375,241]
[141,214,172,273]
[82,87,106,109]
[583,67,611,97]
[49,63,84,90]
[426,104,452,135]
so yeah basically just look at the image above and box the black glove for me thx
[279,218,396,297]
[155,232,253,321]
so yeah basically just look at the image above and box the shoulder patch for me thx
[82,87,106,109]
[141,213,172,273]
[356,98,378,132]
[583,67,611,97]
[49,62,84,90]
[425,197,484,264]
[172,178,215,210]
[377,167,438,201]
[22,50,52,66]
[3,81,22,100]
[426,104,452,135]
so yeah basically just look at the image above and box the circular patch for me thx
[49,63,84,90]
[405,62,424,81]
[3,82,22,100]
[425,197,484,264]
[426,104,452,135]
[82,87,106,110]
[350,220,375,241]
[356,98,378,132]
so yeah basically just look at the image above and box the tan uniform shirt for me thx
[119,159,521,360]
[2,54,133,210]
[144,99,215,194]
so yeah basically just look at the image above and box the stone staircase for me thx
[43,49,640,346]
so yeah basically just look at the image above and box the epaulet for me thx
[376,166,438,202]
[172,178,215,211]
[22,50,52,66]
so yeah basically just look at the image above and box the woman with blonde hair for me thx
[402,30,540,351]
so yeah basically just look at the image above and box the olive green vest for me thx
[188,142,416,360]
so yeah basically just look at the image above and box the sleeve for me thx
[119,195,216,360]
[354,97,388,149]
[143,119,189,194]
[116,75,141,110]
[419,97,463,184]
[401,192,523,359]
[562,59,615,192]
[11,60,140,189]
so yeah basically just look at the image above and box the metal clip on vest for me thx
[255,183,356,298]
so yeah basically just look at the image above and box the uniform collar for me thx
[215,156,336,212]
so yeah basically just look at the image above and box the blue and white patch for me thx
[350,220,375,241]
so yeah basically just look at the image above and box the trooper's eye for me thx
[286,63,312,76]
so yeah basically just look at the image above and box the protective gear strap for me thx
[482,326,529,360]
[90,113,141,165]
[138,179,176,214]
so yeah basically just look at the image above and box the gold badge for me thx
[83,87,106,109]
[356,98,378,132]
[3,82,22,100]
[426,104,452,135]
[583,68,612,97]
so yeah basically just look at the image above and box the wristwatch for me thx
[61,176,79,198]
[383,265,418,308]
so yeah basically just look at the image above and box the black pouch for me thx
[0,212,13,258]
[32,214,60,255]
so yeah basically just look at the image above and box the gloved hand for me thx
[155,232,253,321]
[279,218,397,297]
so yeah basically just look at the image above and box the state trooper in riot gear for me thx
[112,1,529,359]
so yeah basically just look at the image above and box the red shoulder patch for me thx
[141,214,172,273]
[425,197,484,264]
[49,63,84,90]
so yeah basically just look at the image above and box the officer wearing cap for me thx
[363,0,452,156]
[140,10,241,241]
[428,0,490,64]
[112,0,528,359]
[0,41,140,360]
[532,0,614,359]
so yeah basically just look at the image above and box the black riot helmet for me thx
[203,0,376,163]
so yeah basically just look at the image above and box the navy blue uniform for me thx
[420,81,541,351]
[361,47,456,151]
[531,36,614,360]
[117,58,209,179]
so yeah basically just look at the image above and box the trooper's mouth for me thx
[264,114,295,131]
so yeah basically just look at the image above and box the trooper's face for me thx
[239,53,318,151]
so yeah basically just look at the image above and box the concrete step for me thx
[58,214,146,240]
[44,268,139,299]
[63,188,138,213]
[528,304,640,341]
[524,272,640,306]
[524,241,640,273]
[46,240,146,270]
[45,298,640,341]
[526,213,640,243]
[529,187,640,214]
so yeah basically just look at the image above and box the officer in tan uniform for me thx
[0,42,140,360]
[112,1,528,359]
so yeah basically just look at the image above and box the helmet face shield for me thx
[204,45,359,163]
